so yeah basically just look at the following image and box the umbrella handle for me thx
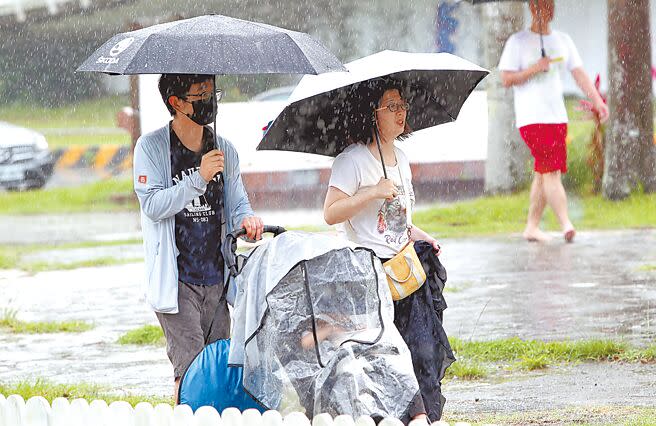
[211,75,228,183]
[536,0,546,58]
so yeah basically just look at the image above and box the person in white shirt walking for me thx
[498,0,609,243]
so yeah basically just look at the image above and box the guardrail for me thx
[0,393,491,426]
[51,145,132,172]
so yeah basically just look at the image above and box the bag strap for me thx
[374,114,412,239]
[373,122,388,179]
[384,251,415,282]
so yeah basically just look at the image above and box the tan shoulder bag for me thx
[382,164,426,301]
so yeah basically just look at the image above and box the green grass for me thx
[46,133,130,148]
[0,178,136,215]
[117,325,165,346]
[0,239,142,271]
[445,359,488,380]
[0,310,93,334]
[9,238,141,251]
[620,344,656,363]
[448,337,656,378]
[451,337,626,363]
[0,95,131,148]
[638,264,656,272]
[0,96,129,130]
[0,379,172,407]
[576,193,656,229]
[414,191,656,238]
[443,406,656,426]
[563,120,596,192]
[517,355,550,371]
[21,257,142,273]
[443,281,474,294]
[0,247,21,269]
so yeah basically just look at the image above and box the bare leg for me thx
[523,173,551,242]
[542,171,575,242]
[412,413,429,423]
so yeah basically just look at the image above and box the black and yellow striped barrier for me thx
[51,145,132,174]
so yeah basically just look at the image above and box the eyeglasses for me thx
[375,101,410,113]
[182,89,223,102]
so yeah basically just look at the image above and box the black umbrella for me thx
[464,0,546,57]
[76,14,345,75]
[257,51,488,177]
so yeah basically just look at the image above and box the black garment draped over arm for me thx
[390,240,455,423]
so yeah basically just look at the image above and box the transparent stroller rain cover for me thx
[227,231,420,419]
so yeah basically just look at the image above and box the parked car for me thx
[0,122,55,191]
[249,85,296,102]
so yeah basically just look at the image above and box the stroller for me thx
[179,227,421,421]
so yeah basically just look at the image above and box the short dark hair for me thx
[346,79,413,145]
[158,74,213,116]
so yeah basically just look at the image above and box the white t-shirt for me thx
[329,143,415,259]
[498,29,583,128]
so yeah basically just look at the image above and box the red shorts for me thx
[519,123,568,174]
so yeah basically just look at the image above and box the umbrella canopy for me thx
[257,50,488,158]
[76,14,346,75]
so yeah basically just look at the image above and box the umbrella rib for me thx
[123,19,193,74]
[280,33,317,73]
[432,73,488,123]
[248,20,317,73]
[432,96,457,122]
[276,32,316,74]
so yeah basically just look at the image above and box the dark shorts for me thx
[519,123,568,174]
[155,281,230,378]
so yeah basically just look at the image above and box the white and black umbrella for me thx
[257,50,488,174]
[76,14,345,75]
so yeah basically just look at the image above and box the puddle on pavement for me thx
[441,230,656,345]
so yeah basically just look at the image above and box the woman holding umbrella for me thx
[324,84,441,259]
[259,50,488,422]
[323,81,455,423]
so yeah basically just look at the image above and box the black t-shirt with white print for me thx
[170,123,224,286]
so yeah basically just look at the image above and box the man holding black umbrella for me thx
[134,74,263,401]
[76,13,346,405]
[498,0,608,243]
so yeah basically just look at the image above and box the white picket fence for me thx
[0,393,489,426]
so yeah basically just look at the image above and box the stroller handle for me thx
[223,225,287,277]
